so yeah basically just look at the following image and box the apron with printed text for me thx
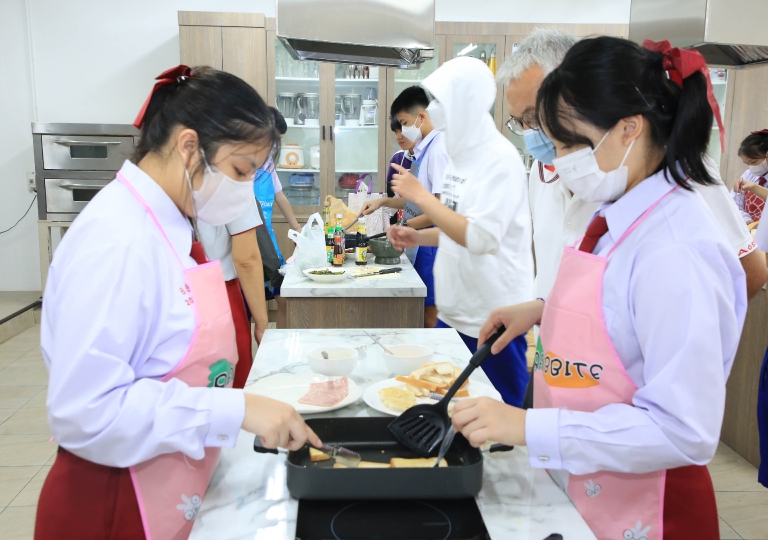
[254,168,285,265]
[534,186,718,540]
[403,137,437,263]
[119,172,238,540]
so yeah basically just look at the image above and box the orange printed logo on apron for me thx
[533,338,603,388]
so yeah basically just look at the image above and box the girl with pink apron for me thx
[534,186,718,539]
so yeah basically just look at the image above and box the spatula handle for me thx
[442,327,505,403]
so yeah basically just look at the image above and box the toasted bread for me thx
[309,448,331,462]
[435,387,469,397]
[382,397,417,412]
[358,461,390,468]
[333,463,347,468]
[395,375,439,392]
[379,387,418,412]
[389,457,448,468]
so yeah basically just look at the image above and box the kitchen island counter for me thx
[189,329,596,540]
[280,257,427,328]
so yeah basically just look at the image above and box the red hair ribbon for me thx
[642,39,725,153]
[133,65,194,129]
[751,129,768,136]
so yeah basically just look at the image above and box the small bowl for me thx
[303,268,349,283]
[307,346,359,376]
[382,344,434,375]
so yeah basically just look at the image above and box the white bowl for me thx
[303,267,349,283]
[307,346,359,376]
[382,344,434,375]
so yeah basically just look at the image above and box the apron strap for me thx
[116,172,187,267]
[606,185,681,258]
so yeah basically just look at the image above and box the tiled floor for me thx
[0,325,766,539]
[0,293,40,322]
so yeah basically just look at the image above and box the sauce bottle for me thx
[326,222,335,263]
[332,218,345,267]
[488,49,497,75]
[355,217,368,266]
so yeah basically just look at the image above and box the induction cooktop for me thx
[295,498,489,540]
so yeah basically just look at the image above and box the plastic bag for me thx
[347,175,388,236]
[325,195,358,229]
[287,213,328,270]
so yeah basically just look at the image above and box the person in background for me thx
[253,109,300,329]
[462,37,746,539]
[36,66,319,540]
[751,219,768,489]
[387,58,534,406]
[732,129,768,225]
[196,180,268,389]
[385,115,414,215]
[360,86,448,328]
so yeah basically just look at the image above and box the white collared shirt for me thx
[41,160,245,468]
[526,168,747,475]
[411,129,448,195]
[527,160,600,298]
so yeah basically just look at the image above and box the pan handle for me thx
[253,436,279,455]
[488,444,514,453]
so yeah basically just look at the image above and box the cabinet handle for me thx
[322,126,326,140]
[330,125,333,141]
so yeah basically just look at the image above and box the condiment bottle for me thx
[355,217,368,266]
[479,50,487,65]
[488,49,497,75]
[333,214,345,266]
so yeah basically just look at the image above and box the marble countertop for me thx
[280,257,427,298]
[189,329,596,540]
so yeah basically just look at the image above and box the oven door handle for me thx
[58,181,110,191]
[54,140,122,147]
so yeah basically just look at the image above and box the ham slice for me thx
[298,377,349,407]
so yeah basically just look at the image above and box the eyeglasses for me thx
[506,111,538,136]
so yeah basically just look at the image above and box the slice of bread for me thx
[310,448,330,462]
[395,376,439,392]
[390,457,448,468]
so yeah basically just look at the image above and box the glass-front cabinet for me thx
[267,36,387,218]
[446,35,506,131]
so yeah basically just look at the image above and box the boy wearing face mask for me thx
[360,86,448,328]
[732,130,768,224]
[388,58,534,407]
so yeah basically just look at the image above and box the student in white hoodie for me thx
[388,57,534,406]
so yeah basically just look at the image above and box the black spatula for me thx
[387,327,506,457]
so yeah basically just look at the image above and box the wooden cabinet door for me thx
[179,26,222,69]
[222,27,267,98]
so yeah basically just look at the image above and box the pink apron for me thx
[534,186,718,540]
[118,172,238,540]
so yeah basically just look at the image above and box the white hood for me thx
[421,57,498,161]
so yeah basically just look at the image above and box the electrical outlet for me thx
[27,172,36,193]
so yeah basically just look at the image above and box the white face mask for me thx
[553,128,636,203]
[748,159,768,176]
[401,116,424,144]
[185,150,255,226]
[426,100,447,133]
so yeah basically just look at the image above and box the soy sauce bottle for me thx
[355,217,368,265]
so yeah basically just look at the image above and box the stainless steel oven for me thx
[32,123,140,221]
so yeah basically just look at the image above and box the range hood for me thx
[276,0,435,68]
[629,0,768,67]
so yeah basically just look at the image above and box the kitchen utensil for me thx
[254,440,362,468]
[302,93,320,126]
[363,379,501,417]
[276,93,297,125]
[352,267,401,278]
[307,346,358,376]
[364,87,378,101]
[289,173,314,188]
[294,92,307,125]
[388,328,506,456]
[369,237,403,265]
[382,344,434,375]
[337,172,360,189]
[359,99,378,125]
[244,372,363,414]
[434,426,456,467]
[280,144,305,168]
[367,231,387,240]
[321,351,329,359]
[430,393,458,402]
[341,92,361,127]
[309,145,320,169]
[302,267,348,283]
[282,417,484,500]
[364,331,395,355]
[343,217,358,231]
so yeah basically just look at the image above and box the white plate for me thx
[302,267,349,283]
[362,377,502,416]
[244,373,363,414]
